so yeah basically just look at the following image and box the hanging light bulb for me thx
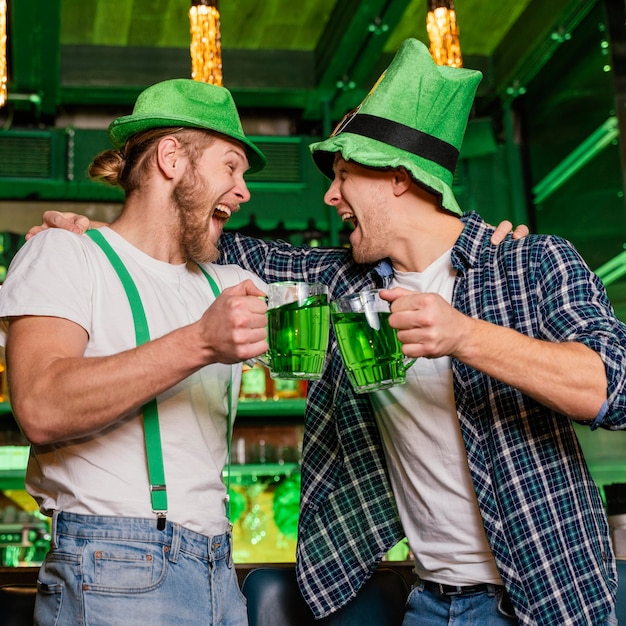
[426,0,463,68]
[0,0,7,107]
[189,0,223,86]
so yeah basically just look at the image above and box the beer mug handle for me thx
[401,357,417,373]
[249,355,270,368]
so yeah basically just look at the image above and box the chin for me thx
[351,250,371,265]
[186,240,219,265]
[200,246,219,264]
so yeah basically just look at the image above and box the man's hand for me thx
[490,220,529,245]
[381,287,469,359]
[25,211,98,240]
[198,279,269,364]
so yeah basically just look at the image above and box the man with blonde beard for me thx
[0,79,269,626]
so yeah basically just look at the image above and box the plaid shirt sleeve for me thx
[452,213,626,625]
[218,232,405,617]
[219,232,369,294]
[531,235,626,428]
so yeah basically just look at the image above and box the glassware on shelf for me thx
[0,505,51,567]
[239,362,272,401]
[272,378,306,401]
[240,481,270,547]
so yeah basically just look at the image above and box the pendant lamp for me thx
[189,0,223,86]
[427,0,463,68]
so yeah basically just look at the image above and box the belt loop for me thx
[50,511,59,550]
[227,532,234,569]
[168,523,181,564]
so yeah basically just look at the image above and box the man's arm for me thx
[26,211,530,244]
[385,288,606,420]
[382,281,612,422]
[25,211,95,240]
[7,280,268,445]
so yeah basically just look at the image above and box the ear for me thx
[155,136,181,180]
[391,167,412,197]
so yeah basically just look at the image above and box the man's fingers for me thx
[490,220,513,244]
[511,224,530,239]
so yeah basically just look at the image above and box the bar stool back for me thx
[0,585,36,626]
[241,566,410,626]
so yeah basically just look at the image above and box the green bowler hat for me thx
[108,79,267,174]
[310,38,482,215]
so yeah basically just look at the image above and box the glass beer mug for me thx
[331,289,415,393]
[260,281,330,380]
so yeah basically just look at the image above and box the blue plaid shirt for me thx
[219,212,626,625]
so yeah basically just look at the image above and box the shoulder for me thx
[199,262,267,291]
[499,232,584,265]
[11,229,97,270]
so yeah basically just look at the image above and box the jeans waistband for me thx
[52,511,232,562]
[423,580,504,597]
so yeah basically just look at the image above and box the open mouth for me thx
[213,204,232,221]
[341,211,358,229]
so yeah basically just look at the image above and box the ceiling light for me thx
[426,0,463,68]
[189,0,223,86]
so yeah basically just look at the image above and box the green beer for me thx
[332,310,406,393]
[267,294,330,379]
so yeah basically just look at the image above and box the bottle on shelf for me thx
[272,378,305,401]
[239,362,272,401]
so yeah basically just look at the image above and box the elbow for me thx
[570,390,608,423]
[15,421,52,447]
[11,398,57,446]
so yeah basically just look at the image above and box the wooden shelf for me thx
[0,399,305,420]
[227,462,300,479]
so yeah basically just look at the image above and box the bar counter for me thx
[0,560,417,589]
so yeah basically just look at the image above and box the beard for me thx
[171,164,219,264]
[349,191,392,265]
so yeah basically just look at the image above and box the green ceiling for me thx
[57,0,529,53]
[6,0,595,125]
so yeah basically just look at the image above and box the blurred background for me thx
[0,0,625,566]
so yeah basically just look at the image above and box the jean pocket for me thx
[82,540,168,593]
[35,553,77,624]
[496,589,517,619]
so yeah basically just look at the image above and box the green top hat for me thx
[108,79,267,174]
[310,39,482,215]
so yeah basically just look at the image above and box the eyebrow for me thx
[226,145,247,161]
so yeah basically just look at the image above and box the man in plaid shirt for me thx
[218,40,626,626]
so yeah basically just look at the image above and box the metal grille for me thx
[246,140,302,183]
[0,134,52,179]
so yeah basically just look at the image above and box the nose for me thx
[323,177,340,207]
[236,177,251,204]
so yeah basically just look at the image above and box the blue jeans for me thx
[402,582,518,626]
[34,512,247,626]
[402,582,618,626]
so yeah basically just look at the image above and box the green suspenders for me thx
[85,229,232,529]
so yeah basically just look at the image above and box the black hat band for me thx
[340,113,459,174]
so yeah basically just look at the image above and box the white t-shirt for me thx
[0,227,265,537]
[370,249,502,586]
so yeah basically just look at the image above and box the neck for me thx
[389,195,463,273]
[110,191,185,264]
